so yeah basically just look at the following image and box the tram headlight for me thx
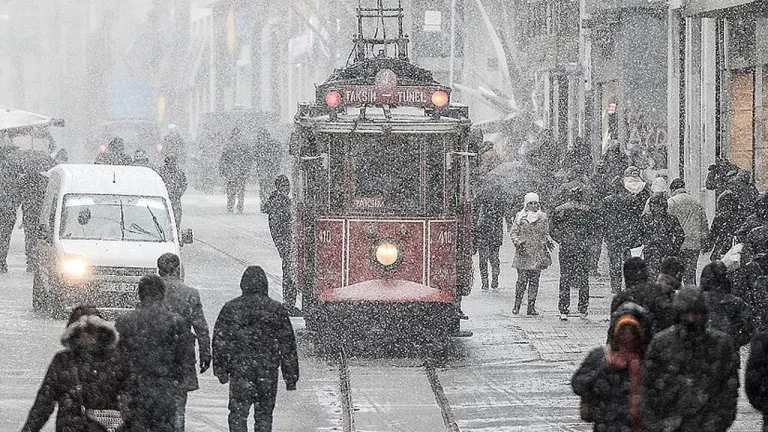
[374,241,400,267]
[431,90,449,108]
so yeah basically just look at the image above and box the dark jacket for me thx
[155,164,188,204]
[218,139,255,181]
[746,331,768,416]
[472,192,506,249]
[648,274,680,334]
[22,316,127,432]
[708,191,742,260]
[702,280,754,348]
[212,266,299,387]
[641,212,685,258]
[603,187,650,248]
[572,303,651,432]
[263,189,293,252]
[735,193,768,242]
[642,290,739,432]
[550,202,596,250]
[161,275,211,392]
[94,151,132,166]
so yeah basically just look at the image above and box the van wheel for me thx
[32,272,47,312]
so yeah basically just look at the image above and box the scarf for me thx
[516,209,545,224]
[605,315,644,432]
[624,177,647,195]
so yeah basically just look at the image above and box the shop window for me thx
[727,70,754,174]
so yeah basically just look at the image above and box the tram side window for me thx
[426,139,446,215]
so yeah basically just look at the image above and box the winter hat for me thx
[624,166,641,178]
[700,260,730,293]
[67,304,103,327]
[669,178,686,191]
[650,177,668,193]
[673,287,708,317]
[524,192,540,206]
[241,265,269,295]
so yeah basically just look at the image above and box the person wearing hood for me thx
[642,287,740,432]
[219,127,255,214]
[707,191,743,261]
[641,193,685,281]
[263,175,298,315]
[746,329,768,431]
[94,137,132,166]
[551,186,597,320]
[212,266,299,432]
[665,178,709,286]
[22,305,128,432]
[116,275,194,432]
[509,192,553,315]
[700,260,753,347]
[472,184,506,292]
[157,253,211,431]
[572,302,651,432]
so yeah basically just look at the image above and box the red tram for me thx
[292,2,478,338]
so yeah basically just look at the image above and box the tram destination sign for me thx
[338,85,447,108]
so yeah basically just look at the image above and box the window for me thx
[60,194,174,243]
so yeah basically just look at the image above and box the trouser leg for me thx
[558,247,574,314]
[228,379,254,432]
[607,242,624,292]
[575,250,591,314]
[478,246,490,289]
[252,378,278,432]
[173,391,188,431]
[489,245,501,289]
[514,269,528,310]
[590,231,603,274]
[21,202,39,268]
[527,270,540,311]
[236,180,246,213]
[680,249,699,286]
[0,206,16,267]
[226,179,236,213]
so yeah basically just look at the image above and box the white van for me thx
[33,164,193,317]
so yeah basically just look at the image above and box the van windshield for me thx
[59,194,174,243]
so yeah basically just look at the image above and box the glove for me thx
[286,382,297,391]
[217,374,229,385]
[200,353,211,374]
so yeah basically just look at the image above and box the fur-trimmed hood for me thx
[61,314,118,352]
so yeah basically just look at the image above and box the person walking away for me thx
[641,193,685,281]
[735,193,768,243]
[666,178,709,285]
[213,266,299,432]
[16,149,55,272]
[746,329,768,431]
[94,137,132,165]
[219,128,255,214]
[116,275,194,432]
[551,186,597,320]
[603,168,651,293]
[263,175,299,315]
[610,258,652,313]
[700,260,754,347]
[132,149,152,168]
[509,192,553,316]
[156,155,188,229]
[164,124,186,165]
[22,305,128,432]
[572,302,651,432]
[648,256,685,334]
[157,253,211,431]
[642,287,740,432]
[473,186,505,292]
[0,146,20,273]
[707,191,742,261]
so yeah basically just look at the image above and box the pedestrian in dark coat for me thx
[22,305,128,432]
[610,257,651,313]
[219,128,255,214]
[667,178,709,286]
[572,302,651,432]
[701,260,754,347]
[648,257,685,334]
[0,146,21,273]
[473,186,506,291]
[158,253,211,431]
[746,330,768,431]
[641,193,685,281]
[115,275,194,432]
[14,149,55,272]
[263,175,297,314]
[156,155,188,229]
[213,265,299,432]
[736,193,768,243]
[551,186,597,319]
[707,191,743,261]
[603,168,651,293]
[509,192,553,315]
[642,287,740,432]
[94,137,132,166]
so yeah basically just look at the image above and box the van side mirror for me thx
[181,228,194,245]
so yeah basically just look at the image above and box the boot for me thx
[512,298,522,315]
[480,271,489,291]
[527,306,539,316]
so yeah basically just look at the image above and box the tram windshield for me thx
[311,133,456,216]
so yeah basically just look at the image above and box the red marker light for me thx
[156,143,163,153]
[325,90,342,108]
[98,144,107,153]
[431,90,449,108]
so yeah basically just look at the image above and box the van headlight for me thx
[373,240,402,269]
[60,255,88,277]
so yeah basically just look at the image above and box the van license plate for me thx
[103,283,135,293]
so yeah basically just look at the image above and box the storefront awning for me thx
[677,0,767,17]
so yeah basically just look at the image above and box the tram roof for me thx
[295,106,471,134]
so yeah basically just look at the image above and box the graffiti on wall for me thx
[625,109,668,172]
